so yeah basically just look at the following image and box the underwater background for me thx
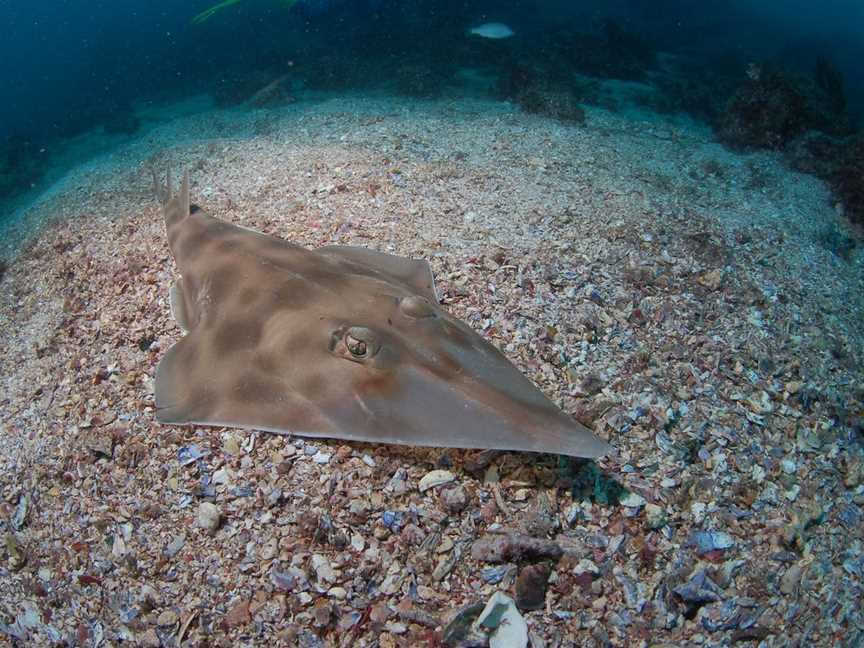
[1,0,864,233]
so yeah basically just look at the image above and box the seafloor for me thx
[0,94,862,647]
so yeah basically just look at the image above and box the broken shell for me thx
[418,469,456,493]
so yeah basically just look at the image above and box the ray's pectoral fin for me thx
[154,336,210,424]
[318,245,438,302]
[169,277,194,332]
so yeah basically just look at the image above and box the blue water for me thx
[1,0,863,227]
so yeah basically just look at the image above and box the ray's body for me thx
[155,173,611,459]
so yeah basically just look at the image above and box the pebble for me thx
[212,466,233,485]
[84,431,114,458]
[781,459,797,474]
[384,621,407,634]
[140,629,161,648]
[222,599,251,629]
[197,502,221,533]
[328,586,347,600]
[645,503,667,529]
[436,536,454,554]
[482,565,513,584]
[844,458,863,488]
[11,493,29,531]
[442,603,486,646]
[690,530,735,554]
[223,435,241,456]
[697,269,723,291]
[164,534,186,559]
[620,492,646,509]
[157,610,178,627]
[418,469,455,493]
[441,485,469,513]
[271,566,310,592]
[312,451,331,464]
[370,602,391,624]
[574,559,600,577]
[312,554,337,583]
[259,537,278,561]
[690,501,708,524]
[780,564,803,594]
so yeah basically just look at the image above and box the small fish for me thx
[152,171,611,459]
[192,0,298,25]
[468,22,515,40]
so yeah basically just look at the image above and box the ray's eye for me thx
[345,334,367,357]
[330,325,381,363]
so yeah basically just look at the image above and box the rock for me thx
[419,470,455,493]
[515,563,551,611]
[197,502,221,533]
[472,592,528,648]
[471,533,563,564]
[157,610,178,627]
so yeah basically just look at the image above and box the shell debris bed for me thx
[0,96,862,646]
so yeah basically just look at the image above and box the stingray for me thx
[153,171,611,459]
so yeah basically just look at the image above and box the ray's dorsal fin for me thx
[163,170,191,229]
[318,245,438,302]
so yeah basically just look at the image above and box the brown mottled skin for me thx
[154,172,611,458]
